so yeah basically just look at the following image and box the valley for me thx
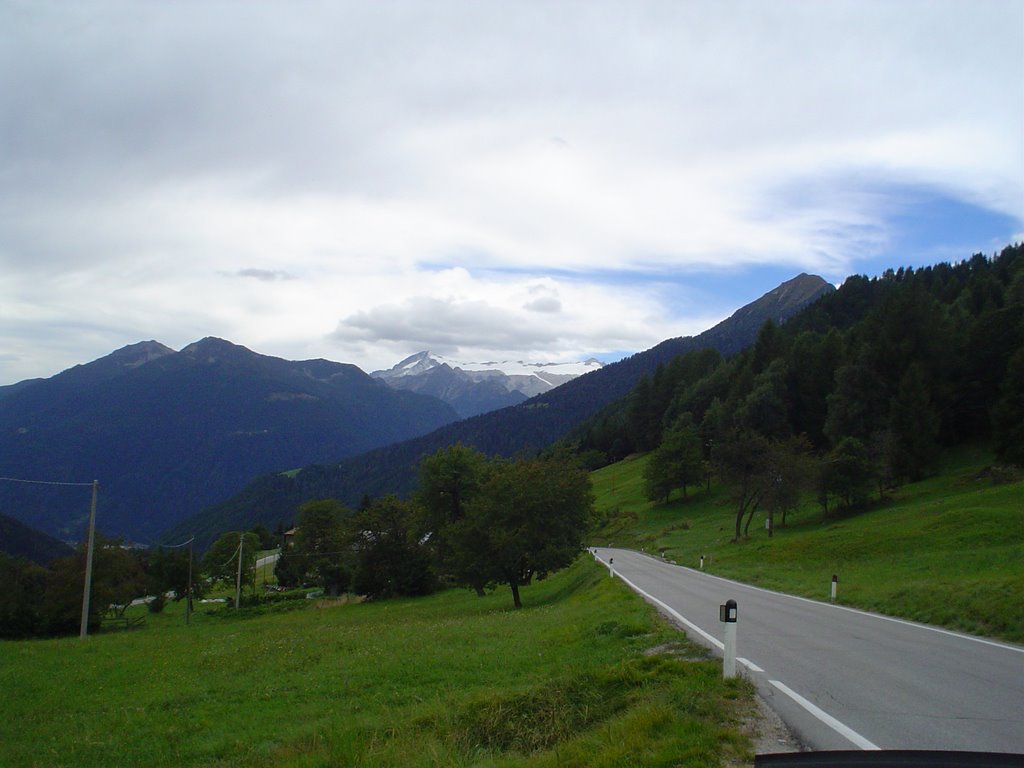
[4,7,1021,766]
[1,441,1020,766]
[2,248,1022,765]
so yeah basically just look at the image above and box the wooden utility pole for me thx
[79,480,99,639]
[186,535,194,625]
[235,532,244,610]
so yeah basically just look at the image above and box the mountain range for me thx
[371,352,603,418]
[1,273,832,549]
[164,273,834,548]
[0,338,459,542]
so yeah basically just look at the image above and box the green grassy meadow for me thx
[590,447,1024,642]
[5,446,1018,767]
[0,559,756,768]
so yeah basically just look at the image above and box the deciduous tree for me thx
[203,531,260,587]
[456,453,594,609]
[0,553,48,639]
[714,430,771,542]
[761,436,816,534]
[643,414,704,504]
[291,499,351,595]
[42,537,147,634]
[350,496,436,599]
[818,437,875,513]
[415,444,490,595]
[146,546,203,604]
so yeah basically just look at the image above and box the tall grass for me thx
[0,558,755,767]
[590,447,1024,642]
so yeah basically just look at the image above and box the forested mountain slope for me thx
[576,245,1024,517]
[0,512,74,565]
[166,274,833,549]
[0,338,458,542]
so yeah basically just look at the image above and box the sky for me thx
[1,1,1022,385]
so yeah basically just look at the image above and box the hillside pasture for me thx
[590,447,1024,642]
[0,558,757,768]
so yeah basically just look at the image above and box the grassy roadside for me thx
[0,558,757,768]
[8,445,1014,768]
[589,446,1024,643]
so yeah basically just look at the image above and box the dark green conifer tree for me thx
[992,347,1024,466]
[888,363,940,482]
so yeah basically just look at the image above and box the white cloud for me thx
[327,268,687,370]
[0,0,1020,383]
[524,296,562,314]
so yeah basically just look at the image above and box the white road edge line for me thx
[631,552,1023,654]
[605,562,724,650]
[595,552,880,752]
[770,680,880,751]
[737,657,763,673]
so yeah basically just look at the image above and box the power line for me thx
[157,536,195,549]
[220,542,241,568]
[0,474,99,639]
[0,476,95,487]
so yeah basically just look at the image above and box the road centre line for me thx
[596,551,880,751]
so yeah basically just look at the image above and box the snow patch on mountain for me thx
[373,351,602,385]
[371,351,603,415]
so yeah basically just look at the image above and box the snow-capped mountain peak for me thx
[372,351,602,380]
[376,351,444,380]
[370,352,603,418]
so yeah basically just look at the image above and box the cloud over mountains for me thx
[1,1,1020,384]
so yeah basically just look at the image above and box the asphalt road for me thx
[593,547,1024,755]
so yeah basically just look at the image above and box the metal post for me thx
[235,532,244,610]
[79,480,99,639]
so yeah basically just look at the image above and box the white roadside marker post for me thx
[831,573,838,604]
[608,557,615,578]
[720,599,738,679]
[700,554,705,570]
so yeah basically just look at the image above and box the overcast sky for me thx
[2,1,1022,385]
